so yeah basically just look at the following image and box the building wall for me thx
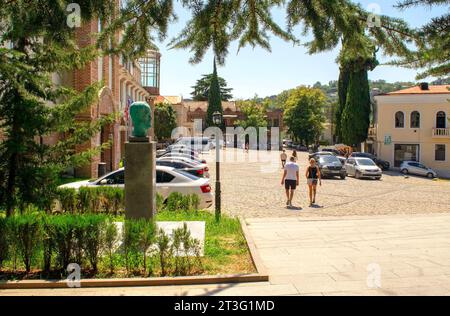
[374,93,450,178]
[321,122,333,145]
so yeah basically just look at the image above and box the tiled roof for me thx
[155,95,183,104]
[387,85,450,95]
[184,101,238,112]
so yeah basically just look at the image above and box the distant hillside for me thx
[239,77,449,126]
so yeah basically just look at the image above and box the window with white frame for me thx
[410,111,420,128]
[395,111,405,128]
[435,144,446,161]
[436,111,447,129]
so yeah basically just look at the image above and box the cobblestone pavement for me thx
[202,149,450,218]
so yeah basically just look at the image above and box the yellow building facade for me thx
[373,85,450,178]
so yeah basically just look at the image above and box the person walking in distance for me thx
[292,150,298,162]
[306,158,322,206]
[280,150,287,168]
[281,156,300,207]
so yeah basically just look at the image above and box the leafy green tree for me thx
[283,87,326,146]
[206,59,224,128]
[235,98,267,129]
[392,0,450,79]
[191,74,233,101]
[0,1,119,216]
[171,1,413,65]
[369,80,415,93]
[154,103,177,141]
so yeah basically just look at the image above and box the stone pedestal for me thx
[125,140,156,220]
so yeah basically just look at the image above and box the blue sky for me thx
[157,1,447,99]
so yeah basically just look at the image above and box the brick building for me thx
[155,98,284,143]
[42,2,161,178]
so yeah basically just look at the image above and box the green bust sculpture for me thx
[130,101,152,138]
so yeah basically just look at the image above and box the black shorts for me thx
[285,179,297,190]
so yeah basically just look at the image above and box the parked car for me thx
[317,155,347,179]
[400,161,438,179]
[175,137,212,152]
[158,152,207,164]
[158,156,207,168]
[294,144,308,152]
[59,166,213,209]
[350,152,390,170]
[321,148,341,156]
[209,138,224,149]
[336,156,347,165]
[156,159,210,178]
[156,147,198,158]
[282,139,292,148]
[345,157,382,180]
[309,151,334,159]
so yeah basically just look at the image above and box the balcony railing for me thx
[432,128,450,138]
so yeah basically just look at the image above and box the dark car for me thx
[156,159,209,178]
[317,155,347,179]
[350,152,390,170]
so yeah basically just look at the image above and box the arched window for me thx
[395,111,405,128]
[436,111,446,129]
[410,111,420,128]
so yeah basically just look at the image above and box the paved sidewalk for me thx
[246,213,450,295]
[2,214,450,296]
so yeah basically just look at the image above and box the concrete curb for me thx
[239,217,268,277]
[0,219,269,289]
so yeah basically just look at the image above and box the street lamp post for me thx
[212,111,223,221]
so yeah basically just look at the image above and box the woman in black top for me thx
[305,158,322,206]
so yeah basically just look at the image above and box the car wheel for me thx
[427,173,434,179]
[340,175,346,180]
[401,169,409,175]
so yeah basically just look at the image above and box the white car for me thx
[167,146,199,156]
[400,161,438,179]
[345,157,382,180]
[158,156,209,172]
[175,137,212,152]
[59,166,213,209]
[158,152,207,164]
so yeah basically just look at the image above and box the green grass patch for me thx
[156,210,254,275]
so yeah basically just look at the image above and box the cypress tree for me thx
[340,68,372,146]
[206,59,224,128]
[335,66,350,142]
[336,36,379,147]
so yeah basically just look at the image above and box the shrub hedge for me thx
[0,212,202,278]
[55,187,200,214]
